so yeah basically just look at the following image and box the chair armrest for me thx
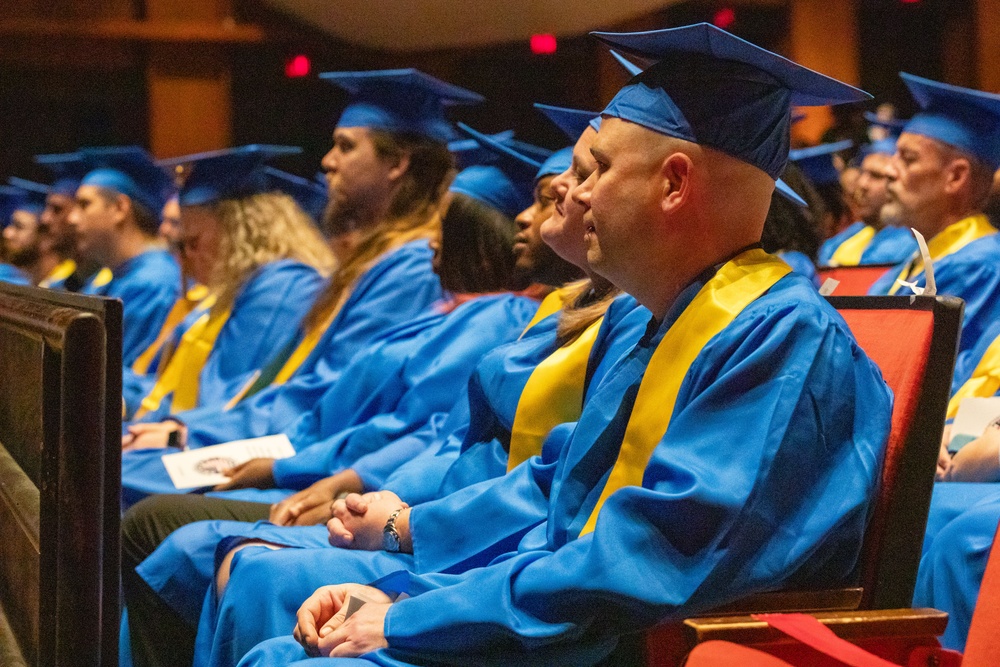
[683,608,948,646]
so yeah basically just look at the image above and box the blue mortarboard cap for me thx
[261,166,328,222]
[34,152,89,196]
[320,69,484,143]
[535,103,600,141]
[0,186,26,226]
[774,178,808,207]
[6,178,49,215]
[609,50,644,77]
[79,146,174,217]
[450,130,515,169]
[789,139,853,186]
[451,123,543,217]
[864,110,907,136]
[591,23,871,179]
[899,72,1000,170]
[537,146,574,180]
[160,144,303,207]
[858,137,898,161]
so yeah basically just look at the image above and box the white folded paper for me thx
[161,434,296,489]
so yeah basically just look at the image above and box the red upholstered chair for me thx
[624,295,963,667]
[817,264,897,296]
[682,521,1000,667]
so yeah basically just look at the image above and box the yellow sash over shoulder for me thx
[580,249,790,536]
[521,284,575,334]
[38,258,77,288]
[888,215,996,295]
[507,317,603,471]
[829,225,876,267]
[132,284,211,375]
[947,332,1000,420]
[135,297,230,417]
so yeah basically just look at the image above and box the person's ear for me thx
[943,156,971,197]
[386,151,412,183]
[661,152,693,214]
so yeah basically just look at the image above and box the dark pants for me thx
[121,494,271,667]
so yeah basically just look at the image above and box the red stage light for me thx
[285,54,311,78]
[530,34,557,55]
[713,7,736,29]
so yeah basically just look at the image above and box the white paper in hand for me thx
[951,397,1000,451]
[162,434,295,489]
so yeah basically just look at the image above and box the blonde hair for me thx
[210,192,335,310]
[555,276,621,346]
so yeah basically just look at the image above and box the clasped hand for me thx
[327,490,407,550]
[293,584,392,658]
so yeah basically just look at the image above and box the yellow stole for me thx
[131,284,211,375]
[90,267,114,290]
[38,259,77,288]
[507,317,603,471]
[947,332,1000,420]
[579,249,791,536]
[521,288,570,334]
[134,297,231,417]
[888,215,996,295]
[829,225,876,267]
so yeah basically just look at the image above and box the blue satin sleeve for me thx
[377,287,891,663]
[177,241,443,447]
[270,295,537,487]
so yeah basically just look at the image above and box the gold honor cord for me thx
[134,303,231,417]
[579,249,791,536]
[888,215,996,295]
[507,317,604,472]
[38,259,77,288]
[131,285,212,375]
[520,286,572,335]
[829,225,876,267]
[947,332,1000,420]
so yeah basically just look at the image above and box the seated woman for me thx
[123,145,334,421]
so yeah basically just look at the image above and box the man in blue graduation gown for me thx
[70,146,182,366]
[817,137,917,267]
[868,74,1000,355]
[0,184,44,285]
[239,23,891,667]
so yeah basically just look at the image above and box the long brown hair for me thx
[303,129,454,329]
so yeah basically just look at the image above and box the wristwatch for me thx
[383,507,405,553]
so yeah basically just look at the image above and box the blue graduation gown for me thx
[0,263,30,285]
[950,318,1000,396]
[131,259,326,422]
[914,488,1000,651]
[818,222,917,266]
[174,241,443,447]
[83,248,181,367]
[138,298,650,667]
[240,273,891,666]
[120,241,442,504]
[776,250,819,288]
[868,233,1000,355]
